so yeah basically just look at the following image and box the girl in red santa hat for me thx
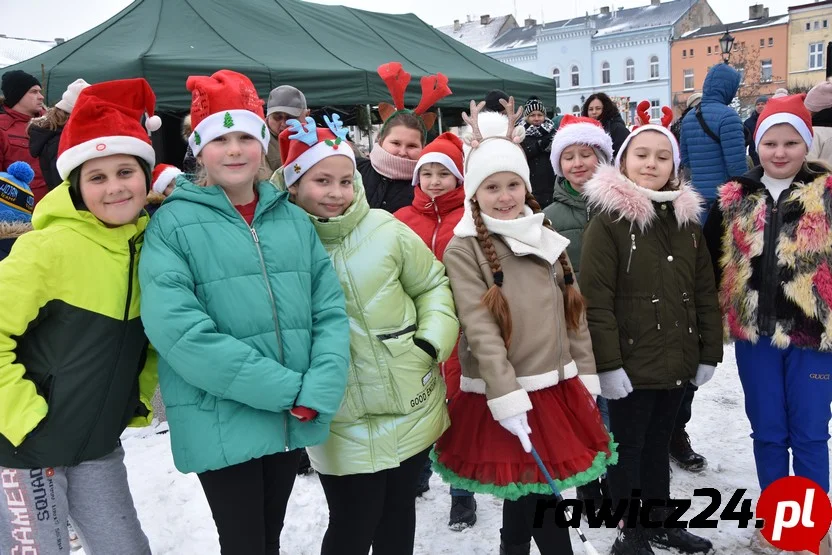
[138,69,350,555]
[393,132,479,530]
[431,97,615,555]
[703,95,832,555]
[0,78,160,555]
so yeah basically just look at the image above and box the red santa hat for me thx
[614,100,680,175]
[151,164,182,194]
[549,115,614,177]
[754,94,814,150]
[279,114,356,187]
[56,78,160,180]
[187,70,269,156]
[412,132,464,186]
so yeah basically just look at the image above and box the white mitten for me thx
[498,412,532,453]
[691,364,715,387]
[598,368,633,400]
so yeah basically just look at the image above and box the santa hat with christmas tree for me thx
[412,132,464,186]
[56,78,160,180]
[186,69,269,156]
[754,94,814,150]
[279,114,355,187]
[151,163,183,194]
[549,115,613,177]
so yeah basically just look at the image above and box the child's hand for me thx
[498,412,532,453]
[290,406,318,422]
[691,364,716,387]
[598,368,633,400]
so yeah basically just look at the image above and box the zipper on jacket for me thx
[376,324,418,341]
[651,295,662,330]
[682,292,693,333]
[759,197,783,336]
[626,234,637,274]
[73,238,138,465]
[431,203,442,254]
[691,233,697,249]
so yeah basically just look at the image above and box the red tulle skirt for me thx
[432,377,616,500]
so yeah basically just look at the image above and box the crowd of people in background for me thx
[0,58,831,555]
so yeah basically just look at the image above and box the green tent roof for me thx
[4,0,555,112]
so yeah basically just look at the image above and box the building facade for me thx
[787,0,832,91]
[671,5,789,116]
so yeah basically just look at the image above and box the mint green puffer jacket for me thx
[272,171,459,475]
[139,178,350,474]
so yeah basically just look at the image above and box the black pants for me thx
[197,449,302,555]
[318,447,430,555]
[502,494,573,554]
[607,388,685,508]
[673,382,697,433]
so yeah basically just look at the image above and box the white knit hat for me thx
[55,79,90,113]
[462,107,530,201]
[549,115,613,177]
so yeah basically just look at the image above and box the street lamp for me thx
[580,95,586,104]
[719,28,735,64]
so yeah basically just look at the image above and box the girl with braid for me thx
[431,98,615,555]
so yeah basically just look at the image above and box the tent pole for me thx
[437,107,443,133]
[366,104,374,152]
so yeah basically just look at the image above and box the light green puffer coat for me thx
[272,171,459,475]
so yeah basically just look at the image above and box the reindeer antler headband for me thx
[614,99,680,175]
[461,97,525,172]
[377,62,452,139]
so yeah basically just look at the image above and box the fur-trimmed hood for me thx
[582,165,704,232]
[0,220,33,240]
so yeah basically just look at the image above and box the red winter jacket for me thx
[0,107,46,203]
[395,185,465,400]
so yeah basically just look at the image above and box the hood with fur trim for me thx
[582,165,704,232]
[0,220,33,240]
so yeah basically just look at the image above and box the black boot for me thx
[296,449,313,475]
[610,526,655,555]
[577,476,609,519]
[647,508,713,553]
[669,429,707,472]
[448,495,477,530]
[499,539,531,555]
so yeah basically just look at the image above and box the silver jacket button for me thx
[667,255,674,262]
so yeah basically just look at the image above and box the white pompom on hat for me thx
[549,115,613,177]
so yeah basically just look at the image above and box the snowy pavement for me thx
[114,346,805,554]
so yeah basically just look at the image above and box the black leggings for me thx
[197,449,302,555]
[318,447,431,555]
[502,494,573,555]
[606,388,685,508]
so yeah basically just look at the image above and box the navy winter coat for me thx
[680,65,748,203]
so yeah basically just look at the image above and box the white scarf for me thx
[454,205,570,265]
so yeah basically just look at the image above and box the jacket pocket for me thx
[619,317,641,359]
[373,325,439,416]
[375,325,418,357]
[682,292,697,336]
[197,391,217,412]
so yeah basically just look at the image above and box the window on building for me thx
[690,48,694,57]
[625,58,635,82]
[552,68,560,89]
[806,22,811,31]
[572,105,581,116]
[815,20,820,30]
[760,38,765,47]
[761,59,773,82]
[769,37,773,46]
[571,65,580,87]
[824,20,829,28]
[650,99,661,120]
[650,56,659,79]
[738,67,746,85]
[682,49,687,58]
[683,69,694,91]
[601,61,610,84]
[708,46,712,54]
[810,42,825,69]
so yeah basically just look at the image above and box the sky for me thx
[2,0,794,43]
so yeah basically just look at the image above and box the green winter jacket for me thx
[580,166,723,389]
[139,178,350,474]
[272,171,458,476]
[543,177,591,277]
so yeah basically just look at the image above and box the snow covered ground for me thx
[110,347,793,554]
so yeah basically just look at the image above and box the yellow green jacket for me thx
[0,183,156,468]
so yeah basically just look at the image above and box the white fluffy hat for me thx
[549,115,613,177]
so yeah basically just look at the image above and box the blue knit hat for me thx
[0,162,35,222]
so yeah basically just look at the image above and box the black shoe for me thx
[499,539,531,555]
[448,495,477,530]
[296,450,313,475]
[415,474,430,497]
[610,527,655,555]
[648,528,713,553]
[576,477,604,519]
[669,430,707,472]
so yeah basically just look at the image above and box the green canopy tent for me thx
[3,0,555,112]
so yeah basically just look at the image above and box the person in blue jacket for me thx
[680,64,748,208]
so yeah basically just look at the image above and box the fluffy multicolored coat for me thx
[706,164,832,351]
